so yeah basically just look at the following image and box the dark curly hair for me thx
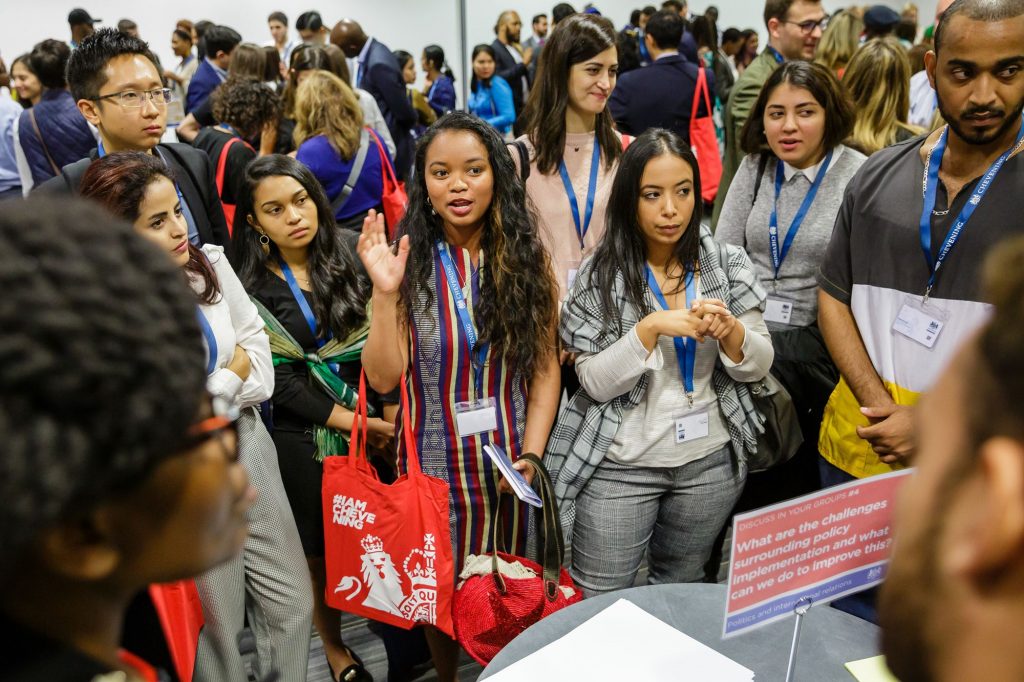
[589,128,702,336]
[234,154,370,338]
[399,112,557,379]
[0,198,207,576]
[78,151,220,305]
[211,77,281,140]
[66,28,160,102]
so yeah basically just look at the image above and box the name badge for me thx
[892,302,945,349]
[455,398,498,437]
[675,411,710,444]
[764,298,794,325]
[567,260,582,291]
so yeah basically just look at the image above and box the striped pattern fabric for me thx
[400,245,529,575]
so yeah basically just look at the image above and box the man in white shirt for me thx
[264,11,298,74]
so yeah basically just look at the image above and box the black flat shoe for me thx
[326,647,373,682]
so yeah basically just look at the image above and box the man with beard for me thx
[817,0,1024,486]
[491,10,533,123]
[880,235,1024,682]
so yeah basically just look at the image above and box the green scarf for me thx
[252,297,374,461]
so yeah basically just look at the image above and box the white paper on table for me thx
[484,598,754,682]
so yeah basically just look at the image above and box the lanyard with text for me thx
[769,148,833,279]
[197,308,218,375]
[646,265,698,405]
[436,241,488,396]
[919,117,1024,298]
[558,137,601,249]
[98,141,201,244]
[278,257,331,348]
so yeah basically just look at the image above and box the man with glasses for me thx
[712,0,827,226]
[0,197,252,680]
[39,29,230,248]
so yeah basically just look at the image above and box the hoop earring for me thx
[259,233,270,245]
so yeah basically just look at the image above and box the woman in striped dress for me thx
[358,112,561,681]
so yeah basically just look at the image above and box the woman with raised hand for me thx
[78,151,313,682]
[234,154,392,682]
[715,61,865,503]
[358,112,560,681]
[549,128,773,596]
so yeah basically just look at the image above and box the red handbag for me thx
[322,371,455,636]
[368,130,409,238]
[452,454,582,665]
[148,580,204,682]
[215,136,255,237]
[690,66,723,203]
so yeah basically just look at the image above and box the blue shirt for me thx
[427,75,457,117]
[468,75,515,136]
[0,94,22,194]
[296,131,391,221]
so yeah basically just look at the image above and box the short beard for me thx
[939,96,1024,146]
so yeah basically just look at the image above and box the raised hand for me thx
[357,209,410,295]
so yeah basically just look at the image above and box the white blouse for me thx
[194,245,274,408]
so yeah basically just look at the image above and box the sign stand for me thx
[784,596,813,682]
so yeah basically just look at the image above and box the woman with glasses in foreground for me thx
[79,152,314,682]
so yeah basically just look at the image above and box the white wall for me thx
[2,0,937,94]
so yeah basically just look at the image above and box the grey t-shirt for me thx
[715,145,866,328]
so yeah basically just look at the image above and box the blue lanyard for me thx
[218,123,241,138]
[919,117,1024,297]
[558,138,601,249]
[766,46,785,64]
[645,266,698,403]
[197,308,218,375]
[769,148,833,279]
[98,141,201,245]
[436,241,488,396]
[278,257,330,347]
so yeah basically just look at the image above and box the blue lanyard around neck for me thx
[196,308,218,375]
[218,123,242,139]
[645,266,697,401]
[769,148,833,279]
[436,241,488,396]
[766,46,785,64]
[558,137,601,249]
[278,257,329,348]
[919,117,1024,297]
[98,141,201,245]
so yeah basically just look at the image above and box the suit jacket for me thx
[38,143,231,248]
[186,59,224,114]
[358,38,416,180]
[711,49,780,227]
[491,39,529,115]
[608,55,712,144]
[677,30,699,64]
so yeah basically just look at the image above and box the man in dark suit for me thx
[490,10,532,125]
[609,9,712,143]
[661,0,699,62]
[185,25,240,114]
[331,19,416,180]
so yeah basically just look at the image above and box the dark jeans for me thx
[818,456,879,624]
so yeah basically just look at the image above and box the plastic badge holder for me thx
[483,444,543,508]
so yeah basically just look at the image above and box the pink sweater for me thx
[514,131,623,300]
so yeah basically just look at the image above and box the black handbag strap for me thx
[751,152,769,207]
[29,109,62,176]
[490,453,564,601]
[509,140,531,183]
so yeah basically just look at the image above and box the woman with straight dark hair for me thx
[513,12,624,391]
[235,154,390,682]
[548,128,772,597]
[78,151,314,682]
[422,44,457,116]
[468,44,516,138]
[716,60,864,505]
[358,112,560,681]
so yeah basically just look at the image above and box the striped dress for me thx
[400,243,530,575]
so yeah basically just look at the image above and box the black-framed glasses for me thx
[784,16,829,34]
[93,87,175,108]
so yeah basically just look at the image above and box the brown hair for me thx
[843,39,922,155]
[520,13,621,175]
[293,70,364,160]
[78,152,219,304]
[740,60,854,156]
[764,0,823,28]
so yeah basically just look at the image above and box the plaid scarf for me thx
[545,227,767,524]
[252,298,373,461]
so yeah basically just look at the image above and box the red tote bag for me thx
[323,371,455,636]
[148,580,204,682]
[215,136,255,237]
[369,131,409,238]
[690,67,723,203]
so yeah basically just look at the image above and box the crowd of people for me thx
[3,0,1024,681]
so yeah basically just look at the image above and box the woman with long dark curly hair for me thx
[358,112,560,681]
[78,151,314,682]
[234,154,391,682]
[547,129,773,597]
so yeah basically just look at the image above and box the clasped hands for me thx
[652,298,739,343]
